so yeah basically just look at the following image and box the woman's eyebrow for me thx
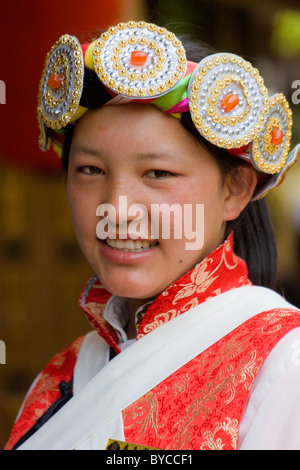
[135,151,181,162]
[70,146,183,162]
[70,145,102,157]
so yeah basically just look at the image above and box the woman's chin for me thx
[96,272,159,300]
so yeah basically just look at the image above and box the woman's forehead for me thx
[72,103,182,142]
[79,102,167,123]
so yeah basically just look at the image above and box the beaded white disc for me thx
[251,93,293,174]
[188,53,270,150]
[92,21,187,99]
[38,34,84,129]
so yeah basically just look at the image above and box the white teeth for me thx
[104,238,158,252]
[116,239,125,249]
[135,240,142,250]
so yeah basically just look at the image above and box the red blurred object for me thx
[0,1,126,172]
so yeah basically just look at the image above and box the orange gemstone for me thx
[220,93,240,113]
[270,128,283,146]
[48,73,64,90]
[130,50,148,66]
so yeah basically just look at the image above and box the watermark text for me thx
[0,340,6,364]
[291,80,300,105]
[96,196,204,250]
[0,80,6,104]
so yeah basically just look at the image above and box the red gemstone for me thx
[270,128,283,146]
[130,51,148,66]
[220,93,240,113]
[48,73,64,90]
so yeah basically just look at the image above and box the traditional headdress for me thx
[37,20,299,199]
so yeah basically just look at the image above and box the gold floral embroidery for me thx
[171,237,238,306]
[200,418,239,450]
[123,390,168,440]
[49,337,84,368]
[172,261,219,305]
[85,301,118,343]
[172,373,190,396]
[261,308,290,335]
[52,355,67,368]
[171,345,261,448]
[199,338,262,398]
[85,301,105,323]
[141,309,179,335]
[125,339,262,449]
[22,373,59,419]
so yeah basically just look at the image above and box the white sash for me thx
[18,286,296,450]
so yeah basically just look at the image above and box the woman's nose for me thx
[105,181,137,222]
[97,180,148,235]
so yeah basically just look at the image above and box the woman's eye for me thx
[146,170,175,179]
[78,166,103,175]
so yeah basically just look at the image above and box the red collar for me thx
[79,233,251,353]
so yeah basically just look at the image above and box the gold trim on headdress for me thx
[36,21,299,197]
[37,34,84,130]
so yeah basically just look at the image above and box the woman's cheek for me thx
[68,189,94,238]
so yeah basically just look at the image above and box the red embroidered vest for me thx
[123,308,300,450]
[5,235,300,450]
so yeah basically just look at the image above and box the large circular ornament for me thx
[188,53,269,150]
[251,93,293,174]
[92,21,187,99]
[37,34,84,129]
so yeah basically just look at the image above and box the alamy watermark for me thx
[291,80,300,105]
[0,80,6,104]
[0,340,6,364]
[96,196,204,250]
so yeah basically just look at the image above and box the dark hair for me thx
[61,35,278,290]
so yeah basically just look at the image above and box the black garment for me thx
[12,378,74,450]
[12,347,117,450]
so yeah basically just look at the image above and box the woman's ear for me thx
[223,164,258,221]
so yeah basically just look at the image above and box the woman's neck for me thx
[125,297,152,339]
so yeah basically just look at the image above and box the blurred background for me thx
[1,0,300,448]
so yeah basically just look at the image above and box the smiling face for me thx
[66,103,242,302]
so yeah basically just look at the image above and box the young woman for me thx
[5,21,300,450]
